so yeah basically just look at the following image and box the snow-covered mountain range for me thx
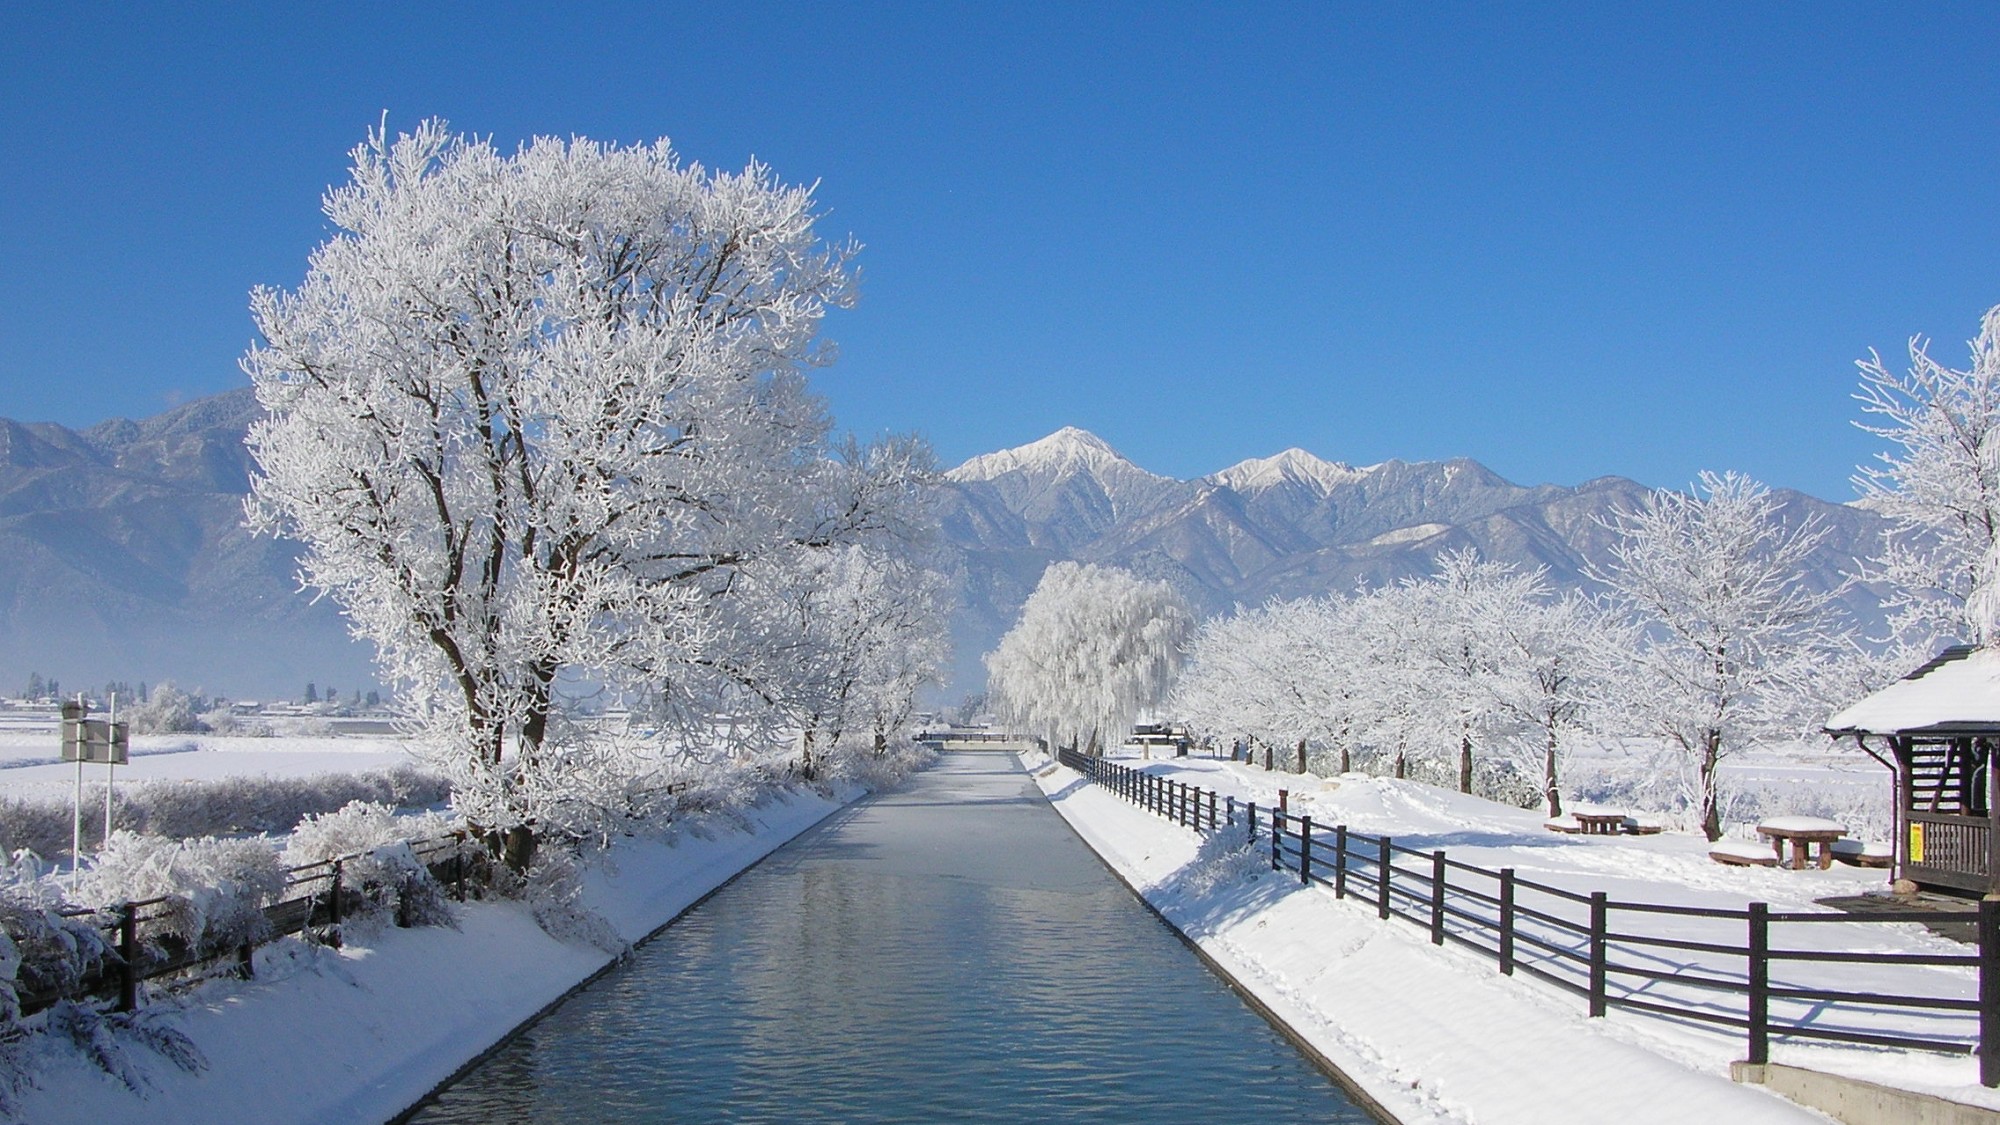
[0,388,373,698]
[0,395,1889,701]
[938,426,1891,695]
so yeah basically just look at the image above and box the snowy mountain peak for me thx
[946,427,1159,484]
[1206,448,1368,496]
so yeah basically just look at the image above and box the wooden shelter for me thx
[1826,645,2000,896]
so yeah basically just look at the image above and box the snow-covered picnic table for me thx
[1756,816,1847,870]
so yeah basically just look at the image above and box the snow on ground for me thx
[0,731,421,805]
[1033,749,1997,1123]
[11,785,856,1125]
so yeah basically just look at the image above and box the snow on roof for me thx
[1825,645,2000,735]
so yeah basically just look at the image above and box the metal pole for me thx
[104,692,116,846]
[70,691,85,891]
[1499,868,1516,975]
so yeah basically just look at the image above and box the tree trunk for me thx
[1459,731,1474,794]
[873,729,887,757]
[1699,731,1724,842]
[1263,741,1273,771]
[1544,731,1563,819]
[1339,745,1350,775]
[1395,751,1407,780]
[1296,738,1308,774]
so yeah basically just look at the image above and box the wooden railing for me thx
[1058,748,2000,1087]
[17,832,480,1017]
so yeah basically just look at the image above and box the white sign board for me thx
[61,718,129,765]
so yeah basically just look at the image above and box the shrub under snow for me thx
[75,832,288,954]
[0,765,450,863]
[284,801,460,932]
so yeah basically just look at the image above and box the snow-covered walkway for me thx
[1034,751,1998,1123]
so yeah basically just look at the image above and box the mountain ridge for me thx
[0,399,1890,702]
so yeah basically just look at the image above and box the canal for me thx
[404,753,1377,1123]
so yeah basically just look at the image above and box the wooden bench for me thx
[1710,840,1779,867]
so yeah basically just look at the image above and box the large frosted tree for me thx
[243,121,920,860]
[1853,302,2000,646]
[985,562,1191,753]
[1595,472,1844,840]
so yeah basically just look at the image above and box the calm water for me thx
[406,754,1375,1123]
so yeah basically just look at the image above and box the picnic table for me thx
[1756,816,1847,870]
[1573,811,1628,835]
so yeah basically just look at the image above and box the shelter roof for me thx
[1825,645,2000,736]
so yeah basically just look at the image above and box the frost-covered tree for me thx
[1595,471,1846,840]
[1482,589,1624,818]
[1854,303,2000,646]
[123,683,205,735]
[761,536,954,772]
[985,562,1191,753]
[1404,550,1537,793]
[244,121,910,863]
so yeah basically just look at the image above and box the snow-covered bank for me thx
[11,785,857,1125]
[1031,753,1844,1125]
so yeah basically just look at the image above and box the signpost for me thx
[61,696,128,887]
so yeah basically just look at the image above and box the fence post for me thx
[118,901,137,1012]
[1499,868,1515,976]
[329,858,344,926]
[1247,802,1257,845]
[1430,851,1447,945]
[1378,836,1392,920]
[1749,901,1770,1065]
[1226,795,1235,827]
[1334,825,1348,899]
[1588,891,1608,1018]
[1207,790,1217,831]
[1270,809,1283,871]
[1300,816,1313,885]
[1981,898,1997,1087]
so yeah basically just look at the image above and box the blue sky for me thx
[2,3,1995,499]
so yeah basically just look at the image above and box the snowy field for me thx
[1037,748,1993,1124]
[0,730,421,804]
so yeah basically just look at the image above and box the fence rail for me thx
[16,832,482,1018]
[1057,748,2000,1086]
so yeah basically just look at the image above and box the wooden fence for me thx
[16,832,480,1017]
[1058,748,2000,1087]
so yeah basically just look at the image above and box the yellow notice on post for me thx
[1909,822,1925,864]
